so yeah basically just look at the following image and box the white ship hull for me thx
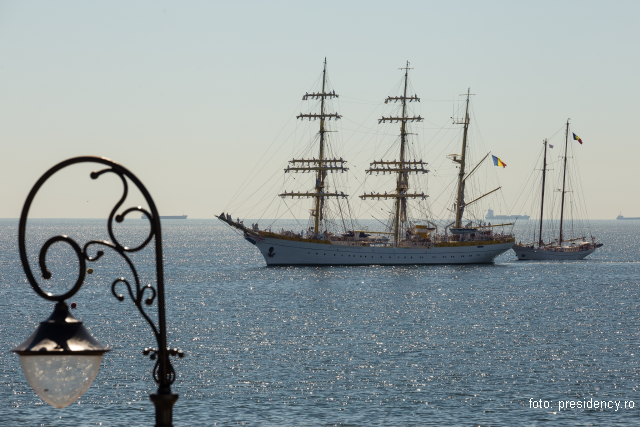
[512,245,595,260]
[245,234,514,266]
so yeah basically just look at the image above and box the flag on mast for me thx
[573,133,583,144]
[492,155,507,168]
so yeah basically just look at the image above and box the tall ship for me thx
[219,60,514,266]
[513,120,602,260]
[486,208,529,221]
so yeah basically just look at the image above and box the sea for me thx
[1,218,640,426]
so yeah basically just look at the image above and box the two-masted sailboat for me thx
[513,120,602,260]
[219,60,515,266]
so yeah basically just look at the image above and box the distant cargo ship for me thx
[486,208,529,221]
[141,214,188,219]
[617,213,640,220]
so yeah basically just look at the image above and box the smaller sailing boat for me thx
[513,120,602,260]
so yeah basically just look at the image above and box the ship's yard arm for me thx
[462,153,489,182]
[463,187,501,208]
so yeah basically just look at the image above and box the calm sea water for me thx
[1,219,640,426]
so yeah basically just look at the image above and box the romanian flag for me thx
[573,133,583,144]
[492,155,507,168]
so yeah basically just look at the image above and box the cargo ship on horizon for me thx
[485,208,529,221]
[617,213,640,220]
[141,214,187,219]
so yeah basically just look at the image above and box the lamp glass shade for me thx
[19,354,103,408]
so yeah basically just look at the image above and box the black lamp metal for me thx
[13,156,183,427]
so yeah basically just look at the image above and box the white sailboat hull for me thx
[246,234,514,266]
[512,245,596,260]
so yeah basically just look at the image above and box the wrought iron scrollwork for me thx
[18,156,182,390]
[143,347,184,384]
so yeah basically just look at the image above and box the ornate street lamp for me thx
[13,156,183,427]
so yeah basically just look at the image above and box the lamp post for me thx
[12,156,183,427]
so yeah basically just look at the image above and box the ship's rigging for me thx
[278,58,348,236]
[511,119,601,260]
[359,62,427,245]
[219,59,515,266]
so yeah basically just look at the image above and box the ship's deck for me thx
[218,216,514,249]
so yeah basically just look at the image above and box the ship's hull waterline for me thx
[246,234,515,266]
[512,245,595,260]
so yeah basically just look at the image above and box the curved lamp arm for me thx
[18,156,182,427]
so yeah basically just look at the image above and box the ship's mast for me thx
[559,119,569,246]
[392,63,411,244]
[538,139,548,247]
[314,59,328,234]
[280,59,348,238]
[454,89,472,229]
[361,61,427,246]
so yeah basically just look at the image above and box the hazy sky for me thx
[0,1,637,219]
